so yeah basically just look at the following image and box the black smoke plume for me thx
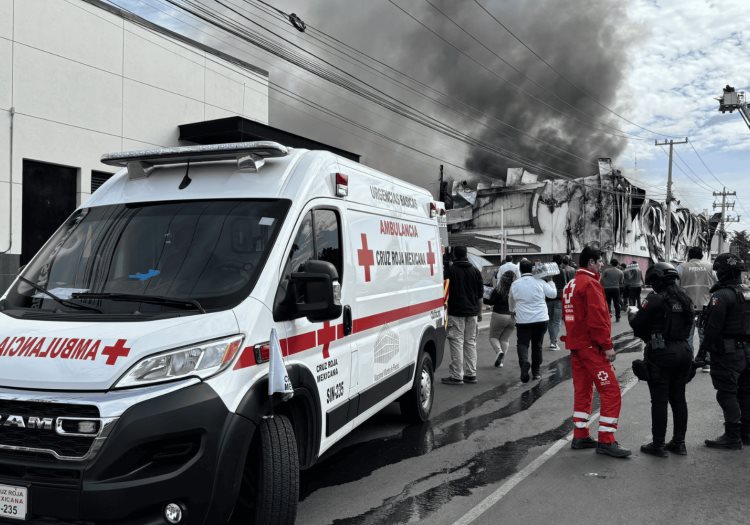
[396,0,632,181]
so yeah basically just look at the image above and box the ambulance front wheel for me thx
[239,414,299,525]
[400,352,434,422]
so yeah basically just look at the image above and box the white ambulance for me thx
[0,142,446,524]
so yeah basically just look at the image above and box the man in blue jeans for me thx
[546,254,567,350]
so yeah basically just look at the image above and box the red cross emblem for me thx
[426,241,436,276]
[317,320,337,359]
[101,339,131,366]
[357,233,375,282]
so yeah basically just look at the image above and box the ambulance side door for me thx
[277,203,353,442]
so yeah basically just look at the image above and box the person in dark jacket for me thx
[629,262,694,456]
[442,246,484,385]
[484,270,517,368]
[697,253,750,449]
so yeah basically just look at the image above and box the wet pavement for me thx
[298,317,642,524]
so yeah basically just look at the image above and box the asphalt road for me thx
[297,314,750,525]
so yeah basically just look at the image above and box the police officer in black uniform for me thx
[629,262,694,456]
[698,253,750,449]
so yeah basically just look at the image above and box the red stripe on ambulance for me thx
[233,297,443,370]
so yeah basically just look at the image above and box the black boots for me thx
[640,442,668,457]
[665,439,688,455]
[571,436,597,449]
[705,423,743,450]
[596,441,632,458]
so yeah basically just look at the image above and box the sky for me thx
[113,0,750,231]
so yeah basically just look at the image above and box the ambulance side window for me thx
[313,209,342,279]
[285,212,314,277]
[282,209,342,281]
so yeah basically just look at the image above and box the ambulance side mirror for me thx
[273,260,342,322]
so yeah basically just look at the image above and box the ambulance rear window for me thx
[4,199,291,317]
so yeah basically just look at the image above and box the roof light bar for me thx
[101,141,289,179]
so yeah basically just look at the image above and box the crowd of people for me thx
[441,244,750,458]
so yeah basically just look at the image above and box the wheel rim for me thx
[420,366,432,411]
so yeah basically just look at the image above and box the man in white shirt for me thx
[676,246,717,371]
[509,259,558,382]
[496,255,521,285]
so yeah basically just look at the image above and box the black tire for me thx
[400,352,434,422]
[239,415,299,525]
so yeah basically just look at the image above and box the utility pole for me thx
[655,138,689,261]
[713,187,739,253]
[438,164,444,202]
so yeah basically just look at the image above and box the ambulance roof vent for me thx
[101,141,289,179]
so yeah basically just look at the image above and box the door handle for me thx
[343,305,352,336]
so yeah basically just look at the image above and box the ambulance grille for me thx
[0,400,100,460]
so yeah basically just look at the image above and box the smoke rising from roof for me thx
[396,0,632,181]
[277,0,632,185]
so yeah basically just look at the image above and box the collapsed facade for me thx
[447,159,715,273]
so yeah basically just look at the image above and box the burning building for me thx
[447,159,712,273]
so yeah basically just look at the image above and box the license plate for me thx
[0,484,27,521]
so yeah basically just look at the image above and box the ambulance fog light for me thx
[164,503,183,524]
[77,421,98,434]
[115,335,244,388]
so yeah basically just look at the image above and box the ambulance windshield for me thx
[3,199,291,317]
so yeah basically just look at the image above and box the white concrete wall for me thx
[0,0,269,255]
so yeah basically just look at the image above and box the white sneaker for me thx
[549,343,560,350]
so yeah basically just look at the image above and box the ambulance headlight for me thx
[115,335,244,388]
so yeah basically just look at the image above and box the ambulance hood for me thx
[0,311,240,391]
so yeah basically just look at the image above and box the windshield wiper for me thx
[72,292,206,314]
[17,277,103,313]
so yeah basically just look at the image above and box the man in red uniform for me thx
[561,246,631,458]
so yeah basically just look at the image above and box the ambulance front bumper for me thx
[0,380,254,525]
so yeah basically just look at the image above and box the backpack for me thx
[718,284,750,340]
[661,293,692,341]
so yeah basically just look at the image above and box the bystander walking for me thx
[442,246,484,386]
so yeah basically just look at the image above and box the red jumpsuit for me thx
[561,268,622,444]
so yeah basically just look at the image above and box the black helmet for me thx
[713,253,745,275]
[645,262,679,286]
